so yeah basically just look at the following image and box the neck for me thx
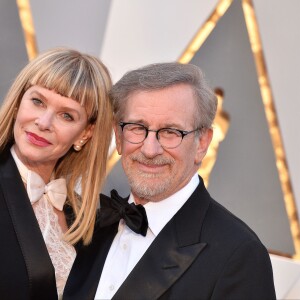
[132,192,164,205]
[21,162,54,184]
[11,145,55,183]
[134,197,149,206]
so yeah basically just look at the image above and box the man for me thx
[64,62,276,299]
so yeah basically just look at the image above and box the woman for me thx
[0,48,113,299]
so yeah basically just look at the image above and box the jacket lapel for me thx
[64,221,119,300]
[114,178,210,300]
[0,149,57,299]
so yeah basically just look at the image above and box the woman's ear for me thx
[73,124,95,150]
[82,124,95,141]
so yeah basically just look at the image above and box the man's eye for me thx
[127,125,145,132]
[131,127,145,135]
[132,126,144,131]
[162,129,181,137]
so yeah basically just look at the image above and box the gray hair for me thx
[110,62,217,128]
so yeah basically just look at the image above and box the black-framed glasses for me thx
[119,121,201,149]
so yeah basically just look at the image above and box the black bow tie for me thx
[98,189,148,236]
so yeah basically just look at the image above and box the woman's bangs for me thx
[29,62,98,123]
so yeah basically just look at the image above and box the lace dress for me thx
[32,196,76,299]
[11,147,76,299]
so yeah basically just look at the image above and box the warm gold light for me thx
[16,0,38,60]
[177,0,232,186]
[242,0,300,258]
[198,88,230,187]
[106,149,120,175]
[178,0,233,64]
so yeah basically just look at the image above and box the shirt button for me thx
[123,243,127,250]
[109,284,115,291]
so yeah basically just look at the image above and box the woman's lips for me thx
[26,132,52,147]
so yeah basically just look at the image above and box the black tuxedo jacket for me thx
[0,148,58,299]
[64,178,276,300]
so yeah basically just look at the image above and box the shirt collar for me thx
[128,173,199,236]
[10,145,28,181]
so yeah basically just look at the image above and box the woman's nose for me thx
[34,111,54,131]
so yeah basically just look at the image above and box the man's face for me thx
[115,83,213,204]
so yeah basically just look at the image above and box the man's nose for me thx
[140,131,164,158]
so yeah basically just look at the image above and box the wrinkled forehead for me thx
[122,86,197,128]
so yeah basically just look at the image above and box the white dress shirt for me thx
[95,173,200,300]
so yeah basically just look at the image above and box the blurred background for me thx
[1,0,300,298]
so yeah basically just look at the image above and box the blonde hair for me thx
[0,48,113,245]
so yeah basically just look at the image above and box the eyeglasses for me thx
[119,121,201,149]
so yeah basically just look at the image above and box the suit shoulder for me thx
[203,197,263,245]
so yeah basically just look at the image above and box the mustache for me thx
[130,153,175,165]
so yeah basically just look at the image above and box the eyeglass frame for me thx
[118,121,202,149]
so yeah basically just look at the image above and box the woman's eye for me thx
[62,113,74,121]
[32,98,43,106]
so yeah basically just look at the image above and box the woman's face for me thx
[13,85,93,176]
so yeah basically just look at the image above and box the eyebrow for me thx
[162,123,185,129]
[127,119,184,130]
[28,89,82,116]
[28,90,45,100]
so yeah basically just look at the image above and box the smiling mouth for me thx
[136,161,168,174]
[26,132,52,146]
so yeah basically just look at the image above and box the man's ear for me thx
[113,123,122,155]
[194,128,213,165]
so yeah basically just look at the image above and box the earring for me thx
[73,139,85,152]
[73,144,82,151]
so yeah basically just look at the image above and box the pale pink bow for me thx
[27,171,67,211]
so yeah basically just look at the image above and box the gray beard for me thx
[128,172,172,200]
[126,153,175,201]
